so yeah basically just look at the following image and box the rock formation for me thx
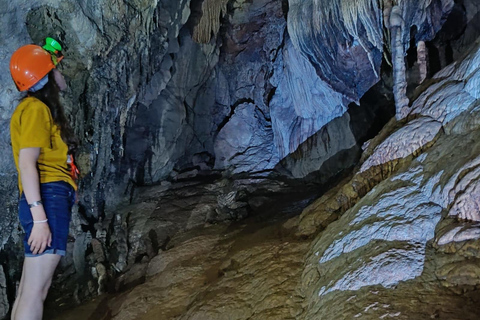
[299,38,480,319]
[0,0,478,319]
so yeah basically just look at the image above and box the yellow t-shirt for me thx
[10,96,76,194]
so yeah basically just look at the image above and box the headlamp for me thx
[43,37,64,66]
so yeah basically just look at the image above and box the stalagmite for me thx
[389,5,410,119]
[417,40,428,83]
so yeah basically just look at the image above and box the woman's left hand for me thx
[28,223,52,254]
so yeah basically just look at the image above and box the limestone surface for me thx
[0,0,478,318]
[51,35,480,320]
[299,39,480,320]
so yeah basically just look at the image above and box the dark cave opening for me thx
[406,26,418,69]
[426,41,442,77]
[423,0,480,77]
[348,77,395,148]
[445,41,454,65]
[403,0,480,97]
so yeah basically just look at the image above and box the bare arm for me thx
[19,148,51,254]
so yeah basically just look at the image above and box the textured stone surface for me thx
[270,39,348,158]
[52,196,310,320]
[278,112,358,179]
[360,117,442,172]
[214,103,278,173]
[305,165,442,297]
[287,0,383,101]
[52,44,480,317]
[44,173,319,317]
[299,37,480,320]
[0,266,7,319]
[211,0,286,173]
[0,0,194,311]
[287,0,453,103]
[441,0,480,63]
[0,0,478,318]
[361,38,480,172]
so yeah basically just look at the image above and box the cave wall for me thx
[287,0,455,98]
[287,0,454,119]
[299,36,480,319]
[0,0,194,314]
[210,0,286,173]
[46,23,480,318]
[0,0,473,316]
[0,0,458,233]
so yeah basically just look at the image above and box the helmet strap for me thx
[28,74,49,92]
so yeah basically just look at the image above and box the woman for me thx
[9,42,78,319]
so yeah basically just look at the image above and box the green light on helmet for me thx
[43,37,62,54]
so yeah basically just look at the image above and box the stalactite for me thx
[303,0,383,70]
[389,5,410,119]
[289,0,454,118]
[382,0,393,29]
[382,0,393,67]
[288,0,384,101]
[309,0,383,51]
[193,0,229,43]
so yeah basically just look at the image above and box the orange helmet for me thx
[10,44,56,91]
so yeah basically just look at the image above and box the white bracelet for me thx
[33,219,48,224]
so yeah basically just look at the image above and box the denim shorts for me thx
[19,181,75,257]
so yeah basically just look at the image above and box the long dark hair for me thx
[29,71,78,152]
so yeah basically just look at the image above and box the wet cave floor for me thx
[48,181,480,320]
[48,182,318,320]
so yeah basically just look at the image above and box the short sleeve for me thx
[19,101,52,149]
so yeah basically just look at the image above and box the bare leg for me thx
[12,254,61,320]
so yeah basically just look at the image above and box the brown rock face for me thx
[1,0,480,319]
[52,213,309,320]
[54,29,480,320]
